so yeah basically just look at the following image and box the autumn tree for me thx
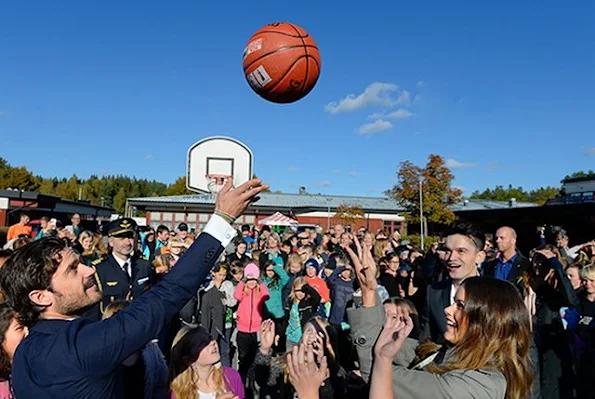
[334,204,365,226]
[386,154,462,226]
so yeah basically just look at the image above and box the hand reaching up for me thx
[215,178,269,220]
[374,307,413,362]
[288,343,328,399]
[343,245,377,292]
[259,319,278,353]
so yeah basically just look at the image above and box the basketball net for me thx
[206,174,232,199]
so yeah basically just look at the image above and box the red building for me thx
[127,192,407,234]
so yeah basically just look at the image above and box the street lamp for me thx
[326,198,332,230]
[418,176,424,251]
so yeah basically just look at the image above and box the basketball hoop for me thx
[206,174,232,198]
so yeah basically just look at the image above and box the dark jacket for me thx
[11,230,228,398]
[200,282,226,339]
[89,254,157,320]
[283,284,321,329]
[420,278,451,343]
[482,252,531,291]
[327,266,355,325]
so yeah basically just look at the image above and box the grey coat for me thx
[348,302,507,399]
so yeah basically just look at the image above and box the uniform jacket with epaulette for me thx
[92,253,156,316]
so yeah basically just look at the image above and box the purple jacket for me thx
[170,366,245,399]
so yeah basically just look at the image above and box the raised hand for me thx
[215,178,269,220]
[309,332,327,364]
[287,343,328,399]
[374,310,413,362]
[259,319,277,353]
[343,245,377,292]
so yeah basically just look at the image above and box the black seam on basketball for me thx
[254,30,310,39]
[243,45,318,72]
[288,23,310,92]
[260,54,317,96]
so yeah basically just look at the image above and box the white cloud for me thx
[396,90,411,105]
[332,168,342,174]
[585,147,595,156]
[144,154,154,160]
[324,82,410,113]
[445,159,476,169]
[416,80,424,88]
[347,171,362,177]
[288,166,299,172]
[358,119,393,135]
[369,108,413,120]
[316,180,332,187]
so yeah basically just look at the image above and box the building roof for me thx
[0,189,114,217]
[128,192,402,213]
[128,192,540,213]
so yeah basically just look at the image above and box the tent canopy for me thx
[257,212,298,227]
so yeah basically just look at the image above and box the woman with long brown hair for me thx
[371,276,533,399]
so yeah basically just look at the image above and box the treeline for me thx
[469,185,561,205]
[0,157,194,214]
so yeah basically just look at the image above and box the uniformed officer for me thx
[88,218,156,320]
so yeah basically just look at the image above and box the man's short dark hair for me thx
[0,238,68,327]
[156,225,169,235]
[445,222,485,251]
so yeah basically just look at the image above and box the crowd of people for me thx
[0,179,593,398]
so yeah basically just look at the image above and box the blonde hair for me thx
[169,326,229,399]
[288,277,307,303]
[581,264,595,281]
[153,253,174,270]
[373,238,388,259]
[286,253,302,272]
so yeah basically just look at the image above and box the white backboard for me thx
[186,136,253,193]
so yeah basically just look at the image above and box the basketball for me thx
[242,22,321,104]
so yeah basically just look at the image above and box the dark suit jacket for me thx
[482,252,531,290]
[12,231,226,399]
[420,278,451,342]
[95,254,156,311]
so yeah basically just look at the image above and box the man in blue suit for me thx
[0,178,267,398]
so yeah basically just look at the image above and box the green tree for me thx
[562,170,595,182]
[112,187,128,214]
[528,187,560,204]
[386,154,462,225]
[470,184,561,205]
[0,166,40,191]
[166,176,195,196]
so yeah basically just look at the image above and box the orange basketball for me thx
[242,22,321,104]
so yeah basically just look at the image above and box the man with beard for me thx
[420,222,485,343]
[0,178,267,398]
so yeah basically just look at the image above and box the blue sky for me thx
[1,1,593,197]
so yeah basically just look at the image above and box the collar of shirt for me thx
[112,253,131,275]
[497,252,518,265]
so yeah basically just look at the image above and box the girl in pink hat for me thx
[233,263,269,383]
